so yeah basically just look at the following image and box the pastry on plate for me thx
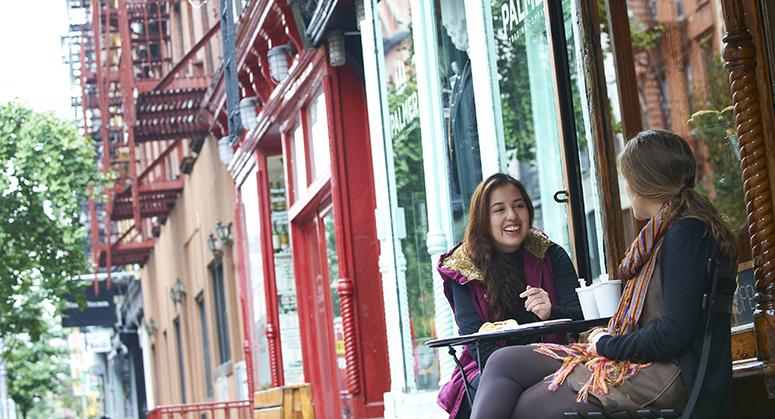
[478,319,519,333]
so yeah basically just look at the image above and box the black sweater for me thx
[596,218,735,419]
[450,243,583,369]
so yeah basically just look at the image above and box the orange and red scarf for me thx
[534,204,672,402]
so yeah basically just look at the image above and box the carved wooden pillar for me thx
[721,0,775,364]
[337,277,361,394]
[265,322,283,386]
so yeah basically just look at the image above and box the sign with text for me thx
[62,281,117,328]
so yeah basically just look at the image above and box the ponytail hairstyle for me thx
[618,129,737,261]
[464,173,535,317]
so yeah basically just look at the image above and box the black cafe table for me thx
[426,317,611,406]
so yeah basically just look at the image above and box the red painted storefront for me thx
[204,1,390,417]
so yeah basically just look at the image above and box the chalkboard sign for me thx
[732,266,755,327]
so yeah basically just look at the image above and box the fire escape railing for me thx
[66,0,218,282]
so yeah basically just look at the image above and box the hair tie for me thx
[678,185,691,197]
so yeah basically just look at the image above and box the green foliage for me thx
[4,331,70,419]
[0,102,97,339]
[689,107,746,231]
[387,75,436,341]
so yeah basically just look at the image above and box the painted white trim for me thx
[360,0,411,394]
[408,0,457,386]
[464,0,507,176]
[138,326,155,410]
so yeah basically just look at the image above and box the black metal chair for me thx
[565,257,731,419]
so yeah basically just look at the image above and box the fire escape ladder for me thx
[70,0,219,273]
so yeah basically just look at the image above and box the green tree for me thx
[4,331,70,419]
[0,102,97,339]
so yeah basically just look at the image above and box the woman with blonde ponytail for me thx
[470,130,737,419]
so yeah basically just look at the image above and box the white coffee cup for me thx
[593,279,622,318]
[575,278,600,319]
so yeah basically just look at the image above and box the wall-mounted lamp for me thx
[239,97,258,130]
[187,0,208,9]
[267,44,294,83]
[218,136,234,166]
[327,31,346,67]
[207,232,223,257]
[169,278,186,305]
[144,318,157,335]
[215,221,233,245]
[355,0,366,30]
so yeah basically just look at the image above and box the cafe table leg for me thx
[448,345,475,406]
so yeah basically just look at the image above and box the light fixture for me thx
[218,136,234,166]
[239,97,258,130]
[267,44,293,83]
[215,221,233,246]
[187,0,207,9]
[169,278,186,304]
[327,31,346,67]
[144,318,157,335]
[207,232,223,257]
[355,0,366,30]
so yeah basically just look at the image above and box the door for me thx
[296,203,349,418]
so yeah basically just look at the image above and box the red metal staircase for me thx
[66,0,215,277]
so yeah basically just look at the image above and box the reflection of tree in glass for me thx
[689,108,746,231]
[492,0,536,162]
[687,48,746,232]
[387,76,436,343]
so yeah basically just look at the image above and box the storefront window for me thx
[240,165,272,388]
[268,155,305,384]
[489,0,573,255]
[378,0,440,391]
[605,1,748,322]
[291,124,308,201]
[309,91,332,180]
[433,0,483,241]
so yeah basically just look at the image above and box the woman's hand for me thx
[587,328,610,356]
[520,285,552,320]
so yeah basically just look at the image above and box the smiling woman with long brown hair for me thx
[470,130,737,419]
[436,173,583,418]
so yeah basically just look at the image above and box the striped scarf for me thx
[534,204,672,402]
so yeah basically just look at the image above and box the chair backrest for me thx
[680,257,730,419]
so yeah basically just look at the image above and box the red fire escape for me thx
[68,0,214,279]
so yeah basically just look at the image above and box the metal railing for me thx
[147,400,251,419]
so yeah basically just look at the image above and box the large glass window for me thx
[489,0,573,255]
[196,294,214,399]
[268,155,305,384]
[433,0,483,241]
[601,1,748,321]
[309,91,332,180]
[211,261,231,364]
[240,165,271,388]
[377,0,439,391]
[173,317,187,403]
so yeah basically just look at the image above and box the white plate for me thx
[472,318,573,336]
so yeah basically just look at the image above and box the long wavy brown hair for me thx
[619,129,737,261]
[463,173,535,317]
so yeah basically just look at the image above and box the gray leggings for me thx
[470,345,601,419]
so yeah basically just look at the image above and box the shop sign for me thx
[390,90,419,138]
[62,281,117,328]
[84,330,112,353]
[498,0,543,41]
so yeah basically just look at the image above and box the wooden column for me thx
[577,0,627,276]
[721,0,775,365]
[605,0,643,140]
